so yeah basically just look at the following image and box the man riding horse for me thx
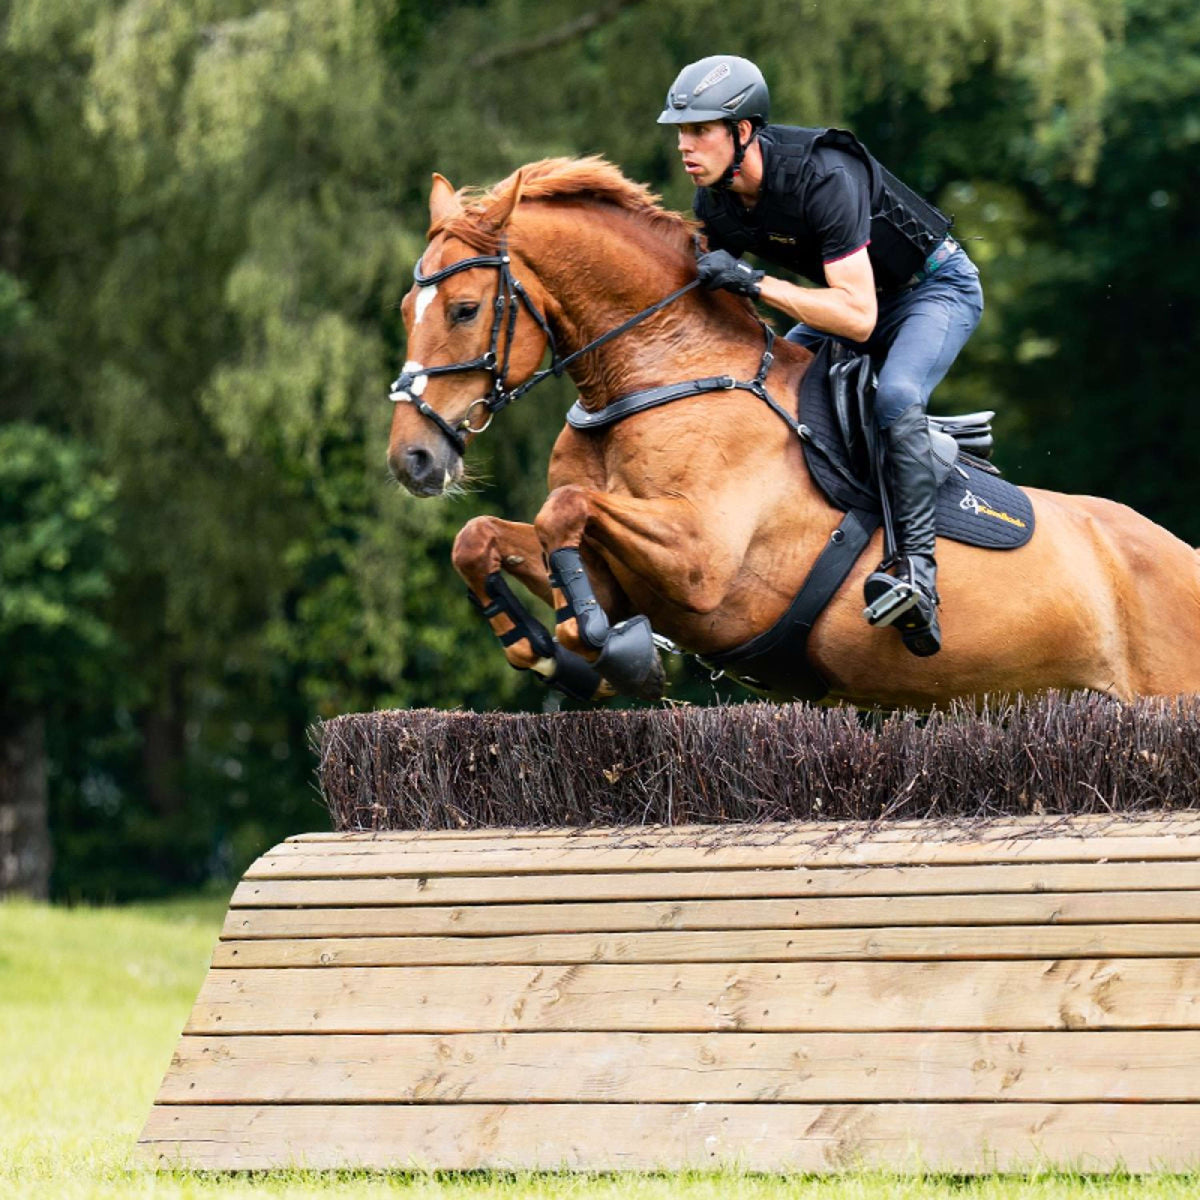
[660,55,984,657]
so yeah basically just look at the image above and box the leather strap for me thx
[466,573,557,660]
[700,507,880,699]
[567,376,746,430]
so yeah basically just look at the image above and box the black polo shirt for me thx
[695,130,874,286]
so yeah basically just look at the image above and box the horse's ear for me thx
[429,173,462,226]
[487,168,524,231]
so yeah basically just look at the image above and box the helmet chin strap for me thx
[716,121,760,190]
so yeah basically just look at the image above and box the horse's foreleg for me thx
[534,485,747,698]
[451,515,611,700]
[535,484,745,619]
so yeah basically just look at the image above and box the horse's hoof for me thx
[541,643,607,701]
[596,615,665,699]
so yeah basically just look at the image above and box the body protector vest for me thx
[695,126,952,292]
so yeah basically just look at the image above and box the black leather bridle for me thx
[390,235,701,456]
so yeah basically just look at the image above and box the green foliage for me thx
[0,271,32,337]
[0,423,120,709]
[398,0,1122,198]
[3,0,1195,896]
[995,0,1200,540]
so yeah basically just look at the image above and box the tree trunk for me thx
[0,711,52,899]
[141,663,188,817]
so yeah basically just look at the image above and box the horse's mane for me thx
[430,156,696,255]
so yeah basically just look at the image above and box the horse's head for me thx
[387,172,553,496]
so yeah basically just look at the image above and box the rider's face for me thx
[676,121,734,187]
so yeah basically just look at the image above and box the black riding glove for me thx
[696,250,764,299]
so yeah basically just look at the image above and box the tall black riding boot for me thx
[862,405,943,657]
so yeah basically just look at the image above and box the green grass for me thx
[3,895,1200,1198]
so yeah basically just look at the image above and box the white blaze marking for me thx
[414,283,437,327]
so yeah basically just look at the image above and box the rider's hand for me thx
[696,250,764,299]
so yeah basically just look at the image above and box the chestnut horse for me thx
[387,157,1200,707]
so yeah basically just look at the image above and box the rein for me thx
[389,235,701,456]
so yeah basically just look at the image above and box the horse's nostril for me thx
[404,446,433,481]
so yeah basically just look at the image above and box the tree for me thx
[990,0,1200,541]
[6,0,1177,896]
[0,423,119,897]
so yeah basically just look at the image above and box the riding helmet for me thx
[657,56,770,127]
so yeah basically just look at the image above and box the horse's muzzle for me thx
[388,442,457,496]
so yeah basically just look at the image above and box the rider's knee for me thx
[874,381,924,429]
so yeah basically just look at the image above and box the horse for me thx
[386,156,1200,708]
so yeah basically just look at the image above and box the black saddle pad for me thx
[935,462,1034,548]
[799,342,1034,551]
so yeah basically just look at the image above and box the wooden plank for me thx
[221,890,1200,939]
[155,1030,1200,1104]
[229,864,1200,910]
[233,859,1200,906]
[285,813,1200,846]
[137,1101,1200,1171]
[240,834,1200,879]
[211,922,1200,967]
[184,960,1200,1034]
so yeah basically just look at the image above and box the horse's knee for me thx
[534,484,591,550]
[451,516,498,582]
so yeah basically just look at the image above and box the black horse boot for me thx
[862,405,943,657]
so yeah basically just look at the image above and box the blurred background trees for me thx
[0,0,1195,898]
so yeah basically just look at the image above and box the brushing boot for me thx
[862,405,943,657]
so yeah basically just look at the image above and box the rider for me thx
[658,55,983,657]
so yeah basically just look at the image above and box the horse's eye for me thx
[449,301,480,325]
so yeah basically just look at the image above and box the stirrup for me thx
[863,563,942,657]
[862,568,920,628]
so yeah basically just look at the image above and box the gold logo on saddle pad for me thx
[960,489,1027,528]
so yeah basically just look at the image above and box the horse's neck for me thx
[521,207,768,406]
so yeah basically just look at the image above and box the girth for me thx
[699,508,881,701]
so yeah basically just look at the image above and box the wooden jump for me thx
[140,814,1200,1172]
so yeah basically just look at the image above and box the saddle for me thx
[802,340,1034,553]
[829,344,995,482]
[701,341,1035,700]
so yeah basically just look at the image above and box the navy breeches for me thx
[784,249,984,429]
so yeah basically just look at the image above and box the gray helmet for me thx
[657,55,770,127]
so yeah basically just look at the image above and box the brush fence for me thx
[141,815,1200,1172]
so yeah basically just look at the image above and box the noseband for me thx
[390,235,701,456]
